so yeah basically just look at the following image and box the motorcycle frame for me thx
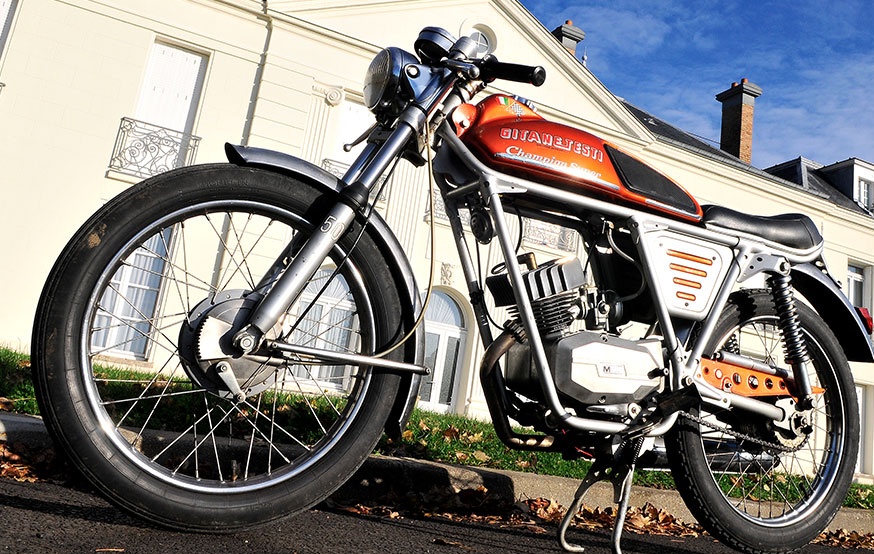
[230,48,854,440]
[434,122,817,435]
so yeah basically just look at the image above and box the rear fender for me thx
[225,143,424,437]
[792,261,874,362]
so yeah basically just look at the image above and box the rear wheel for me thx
[666,289,859,553]
[32,164,405,530]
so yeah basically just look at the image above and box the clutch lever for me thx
[443,58,481,80]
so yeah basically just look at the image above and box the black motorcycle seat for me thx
[702,205,823,251]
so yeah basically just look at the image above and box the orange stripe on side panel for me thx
[669,263,708,277]
[673,277,702,289]
[667,249,713,266]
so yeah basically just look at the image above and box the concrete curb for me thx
[2,411,872,533]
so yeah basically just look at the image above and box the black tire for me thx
[31,164,406,531]
[666,289,859,553]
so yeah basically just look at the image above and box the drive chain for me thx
[678,410,807,454]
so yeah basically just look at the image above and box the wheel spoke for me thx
[79,201,375,490]
[692,308,848,528]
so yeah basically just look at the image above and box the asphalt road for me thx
[0,476,855,554]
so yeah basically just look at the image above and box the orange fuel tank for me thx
[454,94,702,223]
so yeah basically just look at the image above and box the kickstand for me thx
[557,438,644,554]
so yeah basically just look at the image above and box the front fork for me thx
[233,125,416,353]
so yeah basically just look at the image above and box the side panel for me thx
[641,229,733,320]
[792,262,874,363]
[225,143,424,436]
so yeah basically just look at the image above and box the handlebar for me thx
[476,55,546,87]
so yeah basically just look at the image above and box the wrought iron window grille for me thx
[426,192,471,225]
[523,219,578,252]
[108,117,201,179]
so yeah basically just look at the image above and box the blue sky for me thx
[518,0,874,169]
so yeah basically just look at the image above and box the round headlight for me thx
[363,47,419,114]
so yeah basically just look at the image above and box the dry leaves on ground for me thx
[0,440,65,482]
[329,488,874,549]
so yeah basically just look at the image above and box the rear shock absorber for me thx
[768,273,815,409]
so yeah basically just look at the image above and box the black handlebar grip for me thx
[478,56,546,87]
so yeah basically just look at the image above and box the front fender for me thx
[225,143,424,437]
[792,262,874,363]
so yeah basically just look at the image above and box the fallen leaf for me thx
[442,426,460,441]
[472,450,490,463]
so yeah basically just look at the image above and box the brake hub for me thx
[178,290,278,400]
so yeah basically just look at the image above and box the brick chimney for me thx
[551,20,585,56]
[716,78,762,164]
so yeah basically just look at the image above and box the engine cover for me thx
[504,330,664,409]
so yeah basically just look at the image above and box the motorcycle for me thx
[31,26,873,554]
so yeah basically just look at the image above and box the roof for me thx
[766,157,872,216]
[620,100,871,219]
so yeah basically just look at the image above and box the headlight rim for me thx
[363,46,419,115]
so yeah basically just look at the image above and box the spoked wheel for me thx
[666,289,859,553]
[32,165,406,530]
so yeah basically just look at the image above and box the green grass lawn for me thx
[3,346,873,509]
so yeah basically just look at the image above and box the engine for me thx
[487,255,664,418]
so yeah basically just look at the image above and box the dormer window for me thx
[848,264,867,309]
[857,178,874,209]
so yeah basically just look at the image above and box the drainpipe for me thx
[240,1,273,146]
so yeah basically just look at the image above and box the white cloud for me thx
[754,52,874,166]
[520,0,873,168]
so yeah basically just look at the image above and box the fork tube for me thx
[251,142,381,296]
[247,125,415,335]
[342,142,380,185]
[249,201,359,334]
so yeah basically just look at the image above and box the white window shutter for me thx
[135,43,207,134]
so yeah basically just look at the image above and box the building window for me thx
[848,264,867,308]
[91,229,174,359]
[290,269,358,391]
[427,192,471,225]
[524,219,578,252]
[420,291,467,413]
[0,0,17,59]
[136,42,207,134]
[109,41,207,179]
[856,179,874,210]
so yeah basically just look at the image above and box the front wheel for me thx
[32,164,407,531]
[666,289,859,553]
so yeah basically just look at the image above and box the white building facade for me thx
[1,0,873,476]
